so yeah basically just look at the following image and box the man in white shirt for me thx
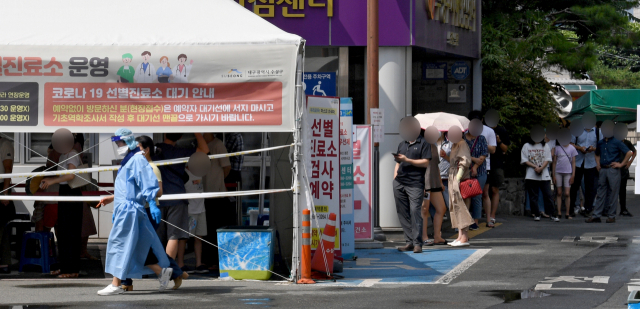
[468,111,496,227]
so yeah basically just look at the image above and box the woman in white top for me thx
[521,127,556,222]
[40,140,83,278]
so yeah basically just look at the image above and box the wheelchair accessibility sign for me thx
[304,72,336,97]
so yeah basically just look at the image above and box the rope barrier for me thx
[0,143,294,180]
[0,133,116,196]
[0,187,293,202]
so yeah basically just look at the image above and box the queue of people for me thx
[0,129,244,294]
[393,110,637,251]
[96,130,242,295]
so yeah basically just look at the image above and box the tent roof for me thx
[0,0,302,46]
[566,89,637,123]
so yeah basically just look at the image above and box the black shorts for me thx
[425,187,443,197]
[488,168,505,188]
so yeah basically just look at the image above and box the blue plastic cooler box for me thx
[217,226,275,280]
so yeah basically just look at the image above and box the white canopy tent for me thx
[0,0,305,281]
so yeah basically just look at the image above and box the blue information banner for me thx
[304,72,336,97]
[340,97,355,259]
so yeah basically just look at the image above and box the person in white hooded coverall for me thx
[97,149,173,295]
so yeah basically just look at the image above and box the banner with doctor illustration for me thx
[0,45,298,133]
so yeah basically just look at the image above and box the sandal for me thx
[434,240,448,246]
[50,270,61,276]
[487,222,495,228]
[540,212,550,219]
[57,273,79,278]
[422,239,434,247]
[565,215,573,220]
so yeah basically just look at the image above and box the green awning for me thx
[565,89,638,123]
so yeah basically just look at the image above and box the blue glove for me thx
[148,199,161,225]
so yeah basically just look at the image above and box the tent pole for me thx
[292,40,306,282]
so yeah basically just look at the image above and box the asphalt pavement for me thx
[2,189,640,308]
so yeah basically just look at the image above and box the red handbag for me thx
[459,136,483,199]
[460,178,482,199]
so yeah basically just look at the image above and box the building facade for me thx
[237,0,482,228]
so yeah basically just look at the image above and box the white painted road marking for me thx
[578,236,618,243]
[628,279,640,291]
[534,284,605,292]
[540,276,609,284]
[535,276,609,292]
[358,279,382,287]
[435,249,491,285]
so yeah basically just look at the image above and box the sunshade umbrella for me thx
[25,166,46,195]
[414,112,470,131]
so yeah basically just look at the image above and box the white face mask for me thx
[117,146,129,157]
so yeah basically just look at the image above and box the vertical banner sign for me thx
[339,98,354,259]
[306,96,341,253]
[353,125,373,240]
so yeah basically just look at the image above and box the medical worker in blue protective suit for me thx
[96,129,186,294]
[97,149,172,296]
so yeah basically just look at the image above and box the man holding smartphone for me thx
[570,116,602,217]
[393,117,431,254]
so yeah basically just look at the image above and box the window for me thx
[26,133,52,163]
[25,132,97,165]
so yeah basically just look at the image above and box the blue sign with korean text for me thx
[304,72,336,97]
[451,61,470,80]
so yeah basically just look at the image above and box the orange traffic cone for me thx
[297,209,315,284]
[311,213,336,275]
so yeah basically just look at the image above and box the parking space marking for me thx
[313,248,490,287]
[449,223,502,240]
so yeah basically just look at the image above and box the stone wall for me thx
[497,178,526,216]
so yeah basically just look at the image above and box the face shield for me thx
[111,134,134,158]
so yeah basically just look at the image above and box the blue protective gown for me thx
[105,154,169,279]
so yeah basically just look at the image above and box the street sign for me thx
[304,72,336,97]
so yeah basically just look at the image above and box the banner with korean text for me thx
[353,125,373,241]
[304,96,341,254]
[0,45,297,132]
[339,98,354,259]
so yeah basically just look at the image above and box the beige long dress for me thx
[447,140,475,230]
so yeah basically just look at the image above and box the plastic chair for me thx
[19,231,58,273]
[6,220,34,254]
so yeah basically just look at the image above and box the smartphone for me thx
[391,153,399,156]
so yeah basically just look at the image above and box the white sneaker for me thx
[158,268,173,291]
[534,216,541,221]
[490,217,496,224]
[552,217,560,222]
[97,284,124,296]
[451,241,470,247]
[448,240,460,246]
